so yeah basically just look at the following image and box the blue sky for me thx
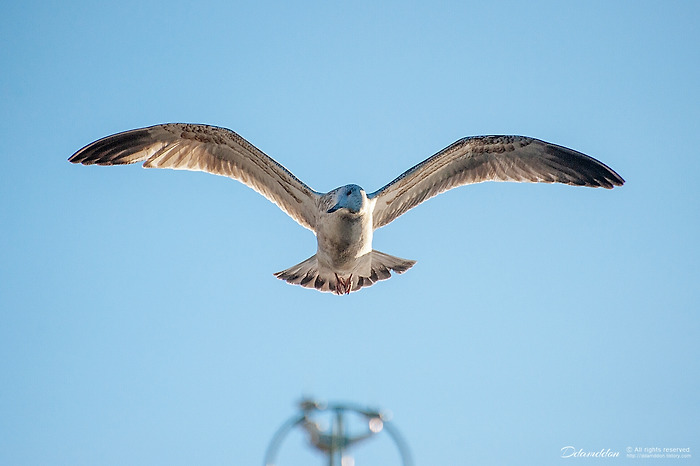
[1,1,698,464]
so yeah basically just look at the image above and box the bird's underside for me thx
[69,123,624,295]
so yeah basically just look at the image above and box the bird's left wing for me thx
[369,136,624,229]
[69,124,321,231]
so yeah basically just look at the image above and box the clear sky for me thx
[1,1,698,465]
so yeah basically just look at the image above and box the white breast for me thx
[315,209,374,274]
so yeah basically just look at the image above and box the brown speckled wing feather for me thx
[369,136,624,229]
[69,124,321,231]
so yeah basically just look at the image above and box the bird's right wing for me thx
[70,123,321,232]
[369,136,624,229]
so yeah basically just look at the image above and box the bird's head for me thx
[327,184,366,214]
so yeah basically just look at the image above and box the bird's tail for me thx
[274,250,416,294]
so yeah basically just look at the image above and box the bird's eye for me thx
[347,190,352,195]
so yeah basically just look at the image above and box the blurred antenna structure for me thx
[264,397,412,466]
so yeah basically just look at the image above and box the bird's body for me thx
[316,189,373,275]
[70,123,624,294]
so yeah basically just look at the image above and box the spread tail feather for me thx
[274,250,416,294]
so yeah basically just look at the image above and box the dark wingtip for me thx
[612,173,625,187]
[599,169,625,189]
[543,142,625,189]
[68,150,92,165]
[68,146,88,164]
[68,127,155,166]
[599,165,625,189]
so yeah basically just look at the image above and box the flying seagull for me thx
[69,123,624,295]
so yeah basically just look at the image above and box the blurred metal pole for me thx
[264,398,411,466]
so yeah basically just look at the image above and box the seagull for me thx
[69,123,624,295]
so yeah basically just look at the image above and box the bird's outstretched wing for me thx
[369,136,624,229]
[69,124,321,231]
